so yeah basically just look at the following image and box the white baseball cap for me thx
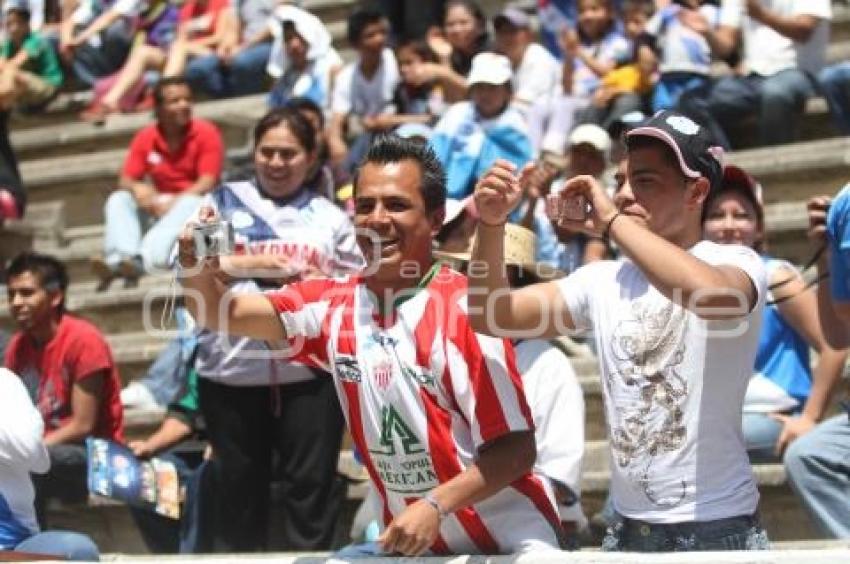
[467,52,513,87]
[568,124,612,154]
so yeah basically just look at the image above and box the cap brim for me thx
[627,126,701,179]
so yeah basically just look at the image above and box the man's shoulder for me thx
[58,315,109,345]
[129,122,159,145]
[190,118,222,138]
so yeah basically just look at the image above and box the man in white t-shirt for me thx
[328,7,399,173]
[177,136,564,556]
[678,0,831,149]
[492,4,561,116]
[470,110,772,551]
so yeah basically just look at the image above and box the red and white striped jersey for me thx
[267,265,563,554]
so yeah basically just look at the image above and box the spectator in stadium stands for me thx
[536,0,625,58]
[189,108,361,552]
[126,367,215,553]
[184,0,275,98]
[436,223,586,548]
[642,0,726,112]
[15,0,60,35]
[418,0,490,103]
[161,0,229,79]
[377,0,445,42]
[79,0,179,123]
[702,165,847,463]
[266,4,342,112]
[818,61,850,135]
[470,110,771,551]
[677,0,832,149]
[783,190,850,539]
[91,77,223,289]
[493,3,562,117]
[0,110,24,223]
[528,0,631,156]
[430,52,532,200]
[0,2,63,111]
[178,135,566,556]
[3,253,124,530]
[327,7,399,172]
[57,0,132,87]
[0,368,100,561]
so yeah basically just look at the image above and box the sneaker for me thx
[120,381,159,409]
[90,255,117,292]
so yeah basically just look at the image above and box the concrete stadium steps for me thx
[10,94,264,161]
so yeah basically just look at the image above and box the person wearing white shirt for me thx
[677,0,832,149]
[469,110,771,551]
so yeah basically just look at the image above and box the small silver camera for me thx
[546,193,591,224]
[193,221,235,258]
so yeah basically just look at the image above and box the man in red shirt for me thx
[92,76,224,290]
[4,252,124,527]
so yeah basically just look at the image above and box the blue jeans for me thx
[784,413,850,538]
[103,190,202,274]
[601,512,770,551]
[678,70,816,148]
[653,73,709,112]
[185,42,272,98]
[332,541,386,559]
[15,531,100,561]
[742,412,784,463]
[818,62,850,135]
[140,307,197,406]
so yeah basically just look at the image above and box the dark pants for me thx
[198,375,346,552]
[601,512,770,551]
[377,0,445,41]
[33,444,89,529]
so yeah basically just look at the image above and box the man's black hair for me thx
[353,134,446,213]
[6,252,69,311]
[347,7,386,46]
[153,75,191,106]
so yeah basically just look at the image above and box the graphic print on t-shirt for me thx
[368,404,438,495]
[608,298,690,508]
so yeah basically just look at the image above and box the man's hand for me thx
[474,160,527,226]
[549,175,619,238]
[150,194,176,218]
[807,196,831,243]
[426,28,452,61]
[378,499,441,556]
[129,439,155,458]
[770,413,817,455]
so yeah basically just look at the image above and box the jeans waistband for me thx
[620,513,760,535]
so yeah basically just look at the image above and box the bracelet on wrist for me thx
[602,211,622,240]
[423,492,449,520]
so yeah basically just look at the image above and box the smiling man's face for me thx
[354,160,443,290]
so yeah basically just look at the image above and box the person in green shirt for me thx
[0,3,63,110]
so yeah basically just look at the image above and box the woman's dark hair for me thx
[6,252,68,311]
[253,107,317,154]
[285,96,325,130]
[396,38,438,64]
[353,135,446,214]
[443,0,486,29]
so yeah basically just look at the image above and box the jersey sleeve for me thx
[68,328,114,383]
[444,298,534,449]
[265,277,342,368]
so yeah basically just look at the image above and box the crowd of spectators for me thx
[0,0,849,559]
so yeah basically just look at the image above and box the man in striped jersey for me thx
[177,135,564,556]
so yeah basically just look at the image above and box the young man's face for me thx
[283,23,308,68]
[357,20,388,57]
[569,143,606,177]
[7,271,61,332]
[155,84,192,129]
[494,23,529,63]
[616,144,700,241]
[5,11,28,43]
[470,83,511,119]
[354,160,443,287]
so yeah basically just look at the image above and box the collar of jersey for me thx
[372,260,443,318]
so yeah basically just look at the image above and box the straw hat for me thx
[435,223,564,282]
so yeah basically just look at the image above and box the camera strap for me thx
[160,274,179,331]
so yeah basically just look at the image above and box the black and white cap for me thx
[626,110,724,192]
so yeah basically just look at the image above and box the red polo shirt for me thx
[122,118,224,194]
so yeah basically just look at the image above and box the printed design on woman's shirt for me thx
[369,405,438,495]
[608,299,690,508]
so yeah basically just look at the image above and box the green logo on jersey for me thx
[369,405,424,456]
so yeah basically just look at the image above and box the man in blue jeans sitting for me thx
[677,0,832,149]
[0,368,99,561]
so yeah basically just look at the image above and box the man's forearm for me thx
[429,431,536,514]
[44,420,92,446]
[184,175,217,196]
[751,10,818,43]
[468,223,510,334]
[803,347,847,423]
[180,269,229,331]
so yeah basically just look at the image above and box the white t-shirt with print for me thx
[721,0,832,76]
[513,43,562,109]
[332,47,399,117]
[557,241,766,523]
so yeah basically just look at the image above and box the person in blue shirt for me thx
[702,165,847,463]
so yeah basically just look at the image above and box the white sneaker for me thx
[120,381,159,409]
